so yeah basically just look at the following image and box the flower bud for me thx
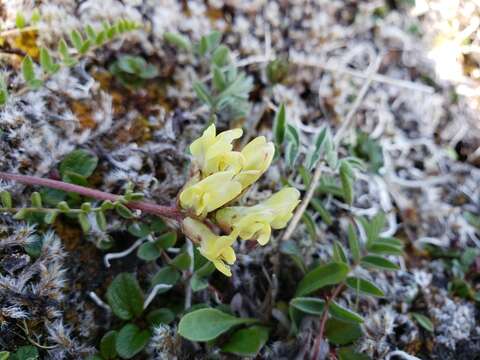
[182,217,236,276]
[216,187,300,245]
[179,171,242,217]
[190,124,244,177]
[234,136,274,189]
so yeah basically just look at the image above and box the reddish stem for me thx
[311,283,346,360]
[0,171,183,221]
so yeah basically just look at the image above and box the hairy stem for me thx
[0,171,183,220]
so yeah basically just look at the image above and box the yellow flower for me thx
[190,124,244,177]
[216,187,300,245]
[234,136,275,189]
[182,217,236,276]
[179,171,242,217]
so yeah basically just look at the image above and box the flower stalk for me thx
[0,171,183,220]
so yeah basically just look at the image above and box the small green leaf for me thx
[59,149,98,178]
[465,211,480,230]
[310,198,333,225]
[0,191,12,208]
[15,13,26,29]
[194,260,216,277]
[100,330,118,360]
[0,75,8,106]
[156,231,177,248]
[70,30,83,50]
[191,273,209,292]
[347,223,361,263]
[31,9,41,24]
[22,56,42,89]
[295,262,350,297]
[128,222,150,237]
[333,241,349,264]
[95,31,107,45]
[58,38,69,57]
[288,304,302,334]
[63,171,88,186]
[273,104,286,146]
[115,203,133,219]
[324,136,338,168]
[280,241,306,273]
[212,45,230,67]
[150,218,167,232]
[163,31,191,50]
[285,124,300,168]
[178,308,256,342]
[352,131,384,173]
[338,347,371,360]
[361,255,399,271]
[106,273,144,320]
[79,39,92,54]
[58,38,77,66]
[171,251,191,271]
[377,236,404,248]
[306,127,329,171]
[302,212,317,240]
[147,308,175,326]
[150,266,180,293]
[136,241,160,261]
[359,213,386,245]
[340,161,354,205]
[212,65,226,91]
[412,312,434,332]
[325,319,362,345]
[81,202,92,213]
[10,345,38,360]
[221,326,269,357]
[57,201,70,212]
[345,277,384,297]
[266,58,289,84]
[44,210,58,224]
[40,48,59,74]
[96,211,107,231]
[367,242,403,256]
[328,301,363,324]
[0,351,9,360]
[193,81,212,106]
[298,166,311,187]
[197,31,221,56]
[100,200,114,212]
[85,25,97,42]
[290,297,326,315]
[13,208,29,220]
[106,24,118,39]
[78,212,90,233]
[115,324,151,359]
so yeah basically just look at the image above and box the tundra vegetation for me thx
[0,1,479,360]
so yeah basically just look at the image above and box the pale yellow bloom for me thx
[190,124,244,177]
[234,136,275,189]
[179,171,242,217]
[216,187,301,245]
[182,217,236,276]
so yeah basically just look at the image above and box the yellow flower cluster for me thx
[180,124,300,276]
